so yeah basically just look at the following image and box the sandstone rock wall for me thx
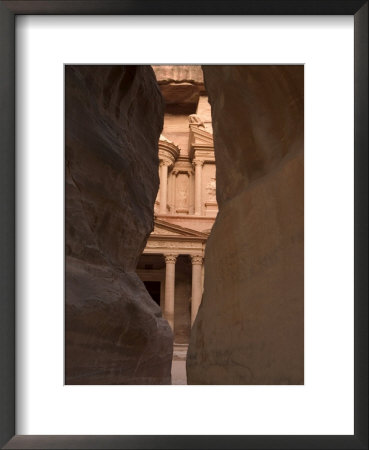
[152,65,204,115]
[65,65,173,384]
[187,66,304,384]
[153,65,204,85]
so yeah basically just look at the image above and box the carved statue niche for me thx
[206,177,216,202]
[175,172,190,214]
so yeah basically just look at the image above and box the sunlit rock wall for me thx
[65,65,173,384]
[153,65,204,117]
[187,66,304,384]
[153,65,204,84]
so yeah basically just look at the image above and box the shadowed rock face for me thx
[187,66,304,385]
[65,65,173,384]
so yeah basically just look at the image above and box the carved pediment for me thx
[152,227,181,237]
[152,219,209,239]
[189,124,214,160]
[189,125,214,146]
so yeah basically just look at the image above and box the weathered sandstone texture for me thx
[153,65,204,114]
[187,66,304,384]
[153,65,204,85]
[65,65,173,384]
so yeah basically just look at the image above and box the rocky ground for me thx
[171,344,188,385]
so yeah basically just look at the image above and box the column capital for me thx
[160,159,171,168]
[193,159,204,168]
[164,254,178,264]
[191,255,203,265]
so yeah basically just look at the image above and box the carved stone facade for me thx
[137,66,218,346]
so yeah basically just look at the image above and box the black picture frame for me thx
[0,1,367,449]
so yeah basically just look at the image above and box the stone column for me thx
[191,255,203,325]
[159,161,169,215]
[164,254,177,330]
[193,160,203,215]
[172,169,178,213]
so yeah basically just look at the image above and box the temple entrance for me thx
[143,281,161,306]
[137,252,196,385]
[173,255,192,344]
[137,253,193,345]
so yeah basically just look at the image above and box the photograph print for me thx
[65,65,304,385]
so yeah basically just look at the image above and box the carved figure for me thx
[189,114,205,128]
[206,177,216,201]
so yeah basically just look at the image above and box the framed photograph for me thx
[1,1,367,449]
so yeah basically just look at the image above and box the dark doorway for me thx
[144,281,161,306]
